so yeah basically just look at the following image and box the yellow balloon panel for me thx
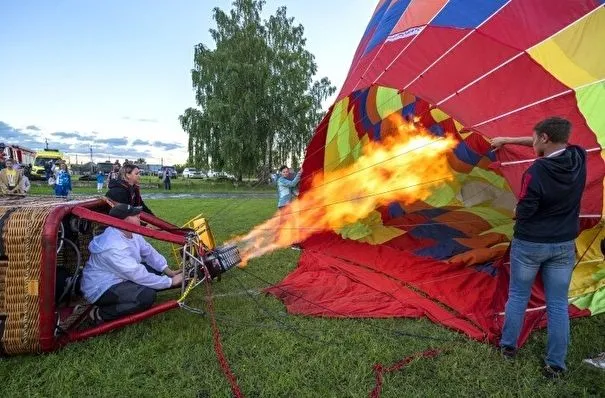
[528,7,605,89]
[570,223,605,297]
[376,86,404,120]
[325,98,363,173]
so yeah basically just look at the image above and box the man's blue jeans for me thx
[500,238,576,369]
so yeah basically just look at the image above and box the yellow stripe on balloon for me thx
[528,7,605,88]
[376,86,404,120]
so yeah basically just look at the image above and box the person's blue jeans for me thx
[500,238,576,370]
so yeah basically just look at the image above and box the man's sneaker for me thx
[76,306,104,330]
[583,352,605,369]
[88,307,104,325]
[500,345,516,360]
[542,364,565,379]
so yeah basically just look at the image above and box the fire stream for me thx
[231,120,457,264]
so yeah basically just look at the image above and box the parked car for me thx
[79,174,96,181]
[182,168,203,178]
[207,170,235,180]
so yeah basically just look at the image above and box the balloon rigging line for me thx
[359,0,452,90]
[263,161,512,224]
[208,129,443,222]
[264,176,453,222]
[402,0,511,90]
[229,271,318,341]
[238,267,455,342]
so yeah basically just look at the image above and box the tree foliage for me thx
[180,0,335,180]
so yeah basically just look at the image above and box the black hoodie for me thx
[106,178,154,215]
[514,145,586,243]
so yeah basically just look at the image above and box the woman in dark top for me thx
[105,164,153,215]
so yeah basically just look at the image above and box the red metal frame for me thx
[71,207,186,245]
[65,301,179,343]
[38,198,187,352]
[40,202,80,351]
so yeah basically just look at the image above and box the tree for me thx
[180,108,211,170]
[136,158,146,164]
[181,0,335,181]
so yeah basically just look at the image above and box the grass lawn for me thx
[28,176,274,196]
[1,198,604,397]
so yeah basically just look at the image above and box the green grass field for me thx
[28,176,274,196]
[1,198,604,397]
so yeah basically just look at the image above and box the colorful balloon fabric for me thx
[267,0,605,345]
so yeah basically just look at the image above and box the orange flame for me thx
[232,116,457,264]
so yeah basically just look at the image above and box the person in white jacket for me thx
[81,203,183,322]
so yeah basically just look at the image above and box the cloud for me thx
[122,116,158,123]
[94,148,152,159]
[53,142,79,152]
[94,137,128,146]
[59,143,151,160]
[1,121,181,163]
[26,125,41,131]
[0,121,45,148]
[52,131,96,141]
[152,141,184,151]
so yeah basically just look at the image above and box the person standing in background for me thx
[107,162,121,187]
[54,162,72,197]
[14,163,30,194]
[163,169,171,190]
[0,159,23,194]
[106,164,154,215]
[276,165,301,209]
[96,171,105,193]
[0,143,6,170]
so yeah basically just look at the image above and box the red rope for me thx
[370,348,443,398]
[204,273,245,398]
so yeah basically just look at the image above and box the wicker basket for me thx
[0,196,96,354]
[0,195,187,355]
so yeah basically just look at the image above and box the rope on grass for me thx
[369,348,443,398]
[202,267,245,398]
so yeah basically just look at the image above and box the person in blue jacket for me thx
[96,171,105,193]
[54,162,72,197]
[276,165,301,209]
[276,165,303,249]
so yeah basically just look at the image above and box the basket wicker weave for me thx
[0,195,99,354]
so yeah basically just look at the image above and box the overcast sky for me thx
[0,0,373,165]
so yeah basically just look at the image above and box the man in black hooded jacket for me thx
[491,117,586,378]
